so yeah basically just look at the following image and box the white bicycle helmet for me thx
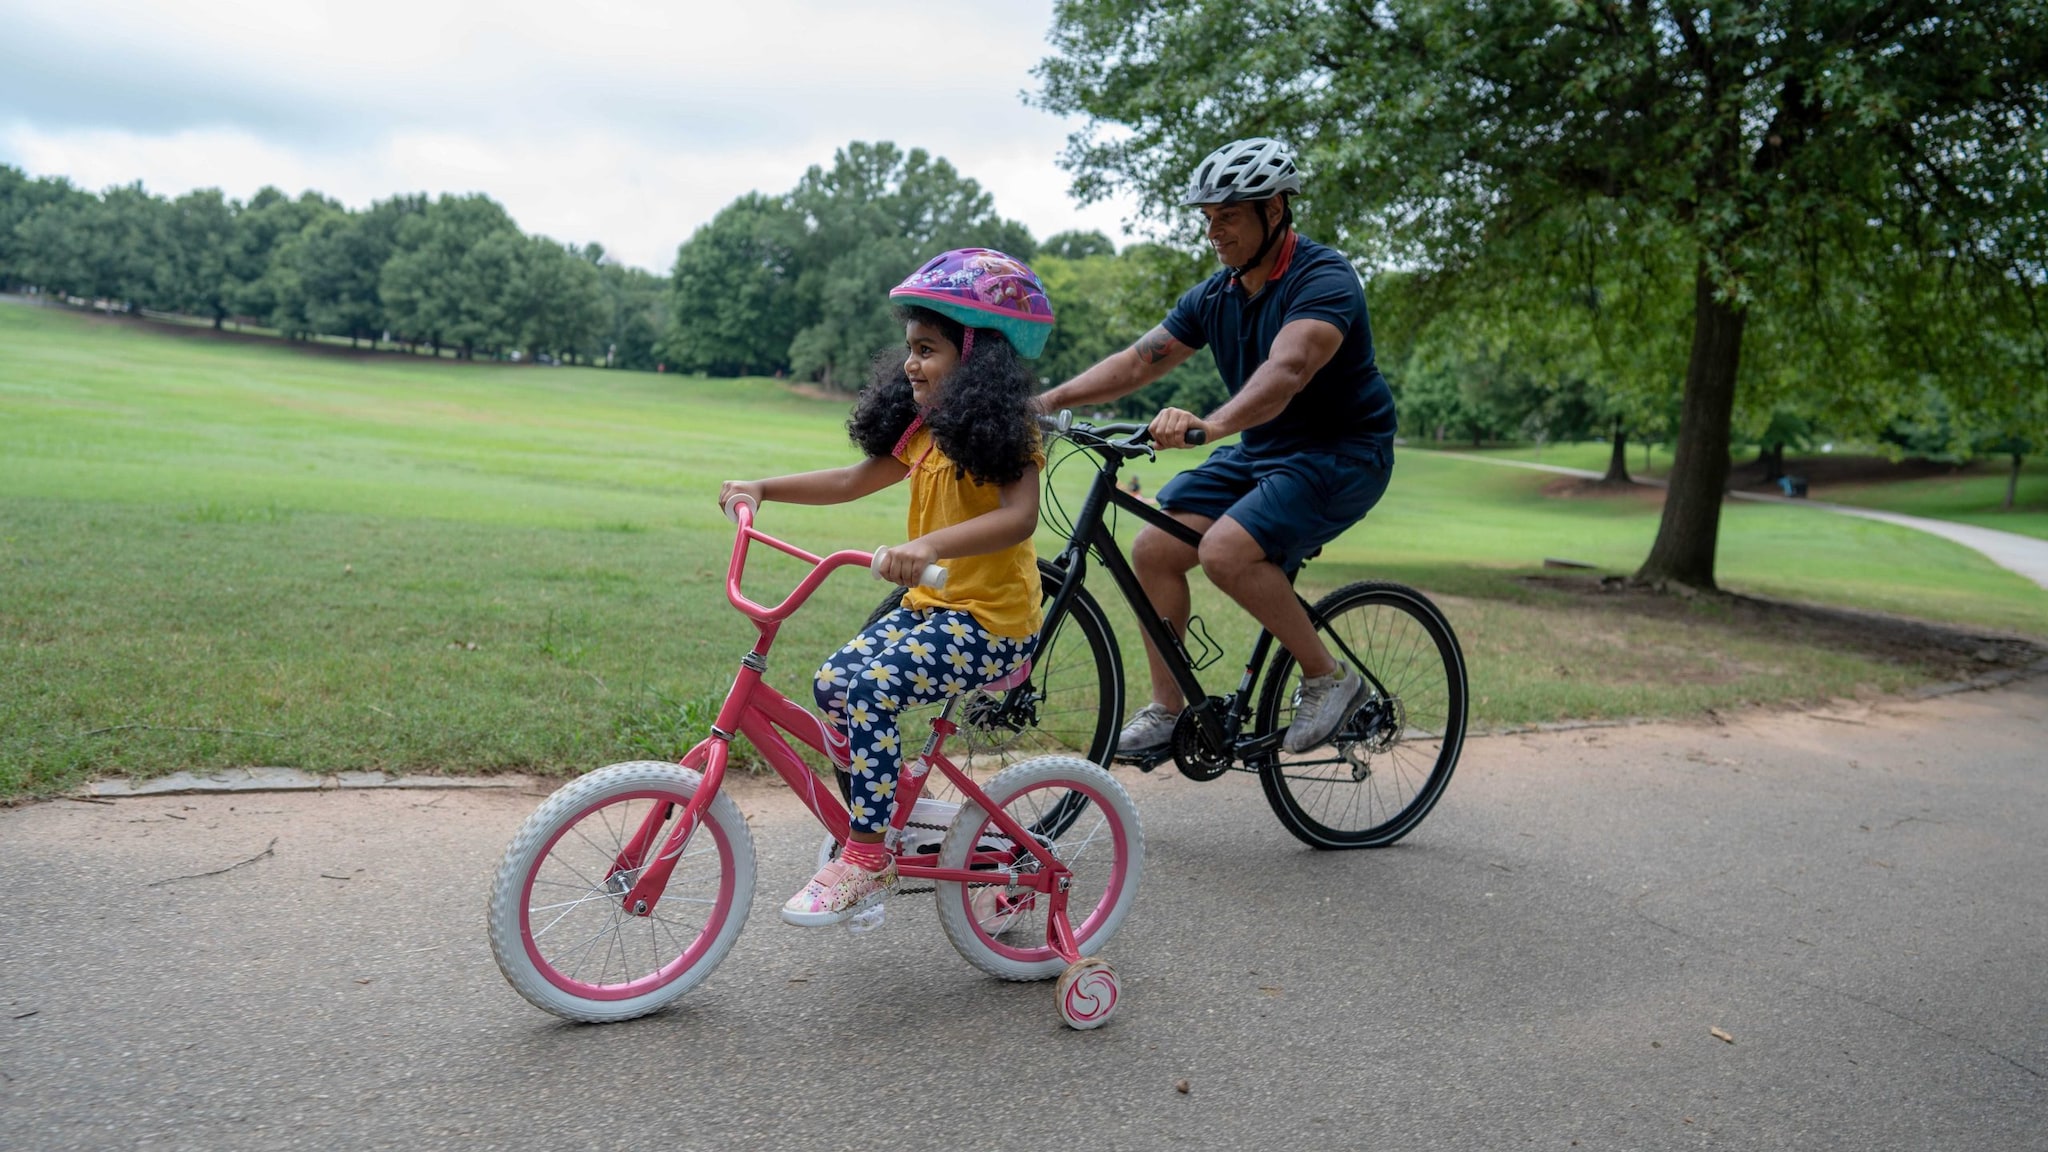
[1181,137,1303,205]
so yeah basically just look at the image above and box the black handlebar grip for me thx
[1185,427,1207,446]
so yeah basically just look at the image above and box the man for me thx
[1035,137,1397,756]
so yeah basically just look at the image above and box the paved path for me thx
[1437,452,2048,590]
[4,680,2044,1150]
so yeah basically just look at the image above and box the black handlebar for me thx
[1039,412,1206,453]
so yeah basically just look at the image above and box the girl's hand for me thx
[874,539,940,587]
[718,480,764,517]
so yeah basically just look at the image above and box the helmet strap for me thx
[891,409,929,459]
[1231,198,1293,278]
[959,328,975,361]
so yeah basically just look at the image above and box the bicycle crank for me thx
[1169,706,1233,781]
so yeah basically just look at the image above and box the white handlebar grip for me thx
[871,548,948,590]
[722,492,758,524]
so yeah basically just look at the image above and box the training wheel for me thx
[1055,956,1120,1030]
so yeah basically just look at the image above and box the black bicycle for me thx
[854,415,1468,850]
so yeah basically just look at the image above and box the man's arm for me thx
[1037,325,1199,413]
[1148,318,1344,448]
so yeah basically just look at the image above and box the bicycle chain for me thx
[891,818,1011,897]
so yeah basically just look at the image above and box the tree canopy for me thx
[1040,0,2048,588]
[663,142,1039,387]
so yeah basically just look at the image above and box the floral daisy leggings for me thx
[814,605,1033,834]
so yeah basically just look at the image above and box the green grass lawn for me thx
[4,302,2043,799]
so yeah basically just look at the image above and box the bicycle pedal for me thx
[1114,750,1171,773]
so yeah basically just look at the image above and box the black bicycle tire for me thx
[1252,581,1468,849]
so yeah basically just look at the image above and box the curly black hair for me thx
[846,306,1040,488]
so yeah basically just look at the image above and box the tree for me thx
[1043,229,1118,259]
[1035,242,1227,413]
[509,235,605,361]
[1039,1,2048,590]
[785,142,1039,387]
[8,186,95,298]
[380,194,522,356]
[269,194,425,345]
[161,189,237,327]
[0,168,94,293]
[227,188,333,325]
[594,259,669,370]
[663,192,804,375]
[660,142,1040,384]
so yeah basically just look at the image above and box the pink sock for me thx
[841,839,890,871]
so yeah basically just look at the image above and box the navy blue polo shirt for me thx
[1162,234,1397,460]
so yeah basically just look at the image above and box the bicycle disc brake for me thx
[1170,706,1233,782]
[1335,695,1404,780]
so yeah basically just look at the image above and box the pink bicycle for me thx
[486,496,1143,1030]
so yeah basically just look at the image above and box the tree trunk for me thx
[1763,443,1785,484]
[2008,452,2022,510]
[1635,266,1747,591]
[1603,417,1631,483]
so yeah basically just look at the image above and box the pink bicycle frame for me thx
[611,502,1084,963]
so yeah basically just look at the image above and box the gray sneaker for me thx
[1284,663,1369,753]
[1117,703,1181,756]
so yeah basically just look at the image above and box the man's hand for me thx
[1147,407,1211,450]
[874,539,941,587]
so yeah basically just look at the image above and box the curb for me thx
[85,768,536,798]
[1907,656,2048,700]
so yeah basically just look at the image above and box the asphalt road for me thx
[4,678,2044,1151]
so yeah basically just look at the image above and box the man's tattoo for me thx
[1134,328,1177,364]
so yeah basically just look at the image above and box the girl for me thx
[718,248,1055,927]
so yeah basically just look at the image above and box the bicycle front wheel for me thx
[1253,581,1468,849]
[487,761,755,1022]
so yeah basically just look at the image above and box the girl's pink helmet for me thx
[888,248,1056,358]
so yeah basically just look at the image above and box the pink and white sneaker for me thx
[780,855,899,928]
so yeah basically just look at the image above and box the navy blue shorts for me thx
[1155,442,1392,570]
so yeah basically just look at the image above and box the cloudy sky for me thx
[0,0,1148,271]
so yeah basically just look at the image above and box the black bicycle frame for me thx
[1035,443,1280,761]
[1032,430,1395,767]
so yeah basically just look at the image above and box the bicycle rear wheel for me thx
[1253,581,1467,849]
[935,755,1144,981]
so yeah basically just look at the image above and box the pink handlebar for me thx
[721,498,944,625]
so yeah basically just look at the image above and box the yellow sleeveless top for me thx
[894,426,1043,639]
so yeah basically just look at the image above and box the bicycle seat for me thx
[1283,547,1323,578]
[983,660,1033,693]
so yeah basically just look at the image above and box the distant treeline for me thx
[0,141,1222,403]
[0,166,666,368]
